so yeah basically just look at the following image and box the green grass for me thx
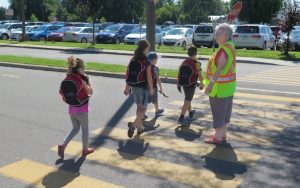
[0,55,179,78]
[1,40,300,61]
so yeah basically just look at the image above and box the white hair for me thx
[215,23,233,40]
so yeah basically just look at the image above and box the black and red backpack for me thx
[178,59,199,86]
[59,73,89,106]
[125,58,147,86]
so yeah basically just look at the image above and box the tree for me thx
[30,13,38,22]
[0,7,6,20]
[280,0,300,55]
[156,3,180,24]
[230,0,283,24]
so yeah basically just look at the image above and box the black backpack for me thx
[178,59,198,86]
[125,59,147,86]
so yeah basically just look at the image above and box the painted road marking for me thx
[233,92,300,103]
[238,79,300,87]
[51,141,242,188]
[0,159,123,188]
[91,126,261,165]
[2,74,21,78]
[237,87,300,96]
[124,115,273,147]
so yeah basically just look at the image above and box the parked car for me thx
[27,22,46,26]
[88,22,115,32]
[0,23,23,40]
[47,27,73,42]
[124,26,162,45]
[63,27,94,43]
[192,24,215,48]
[232,25,276,50]
[10,25,39,40]
[96,24,135,44]
[183,24,198,30]
[278,30,300,51]
[161,27,194,47]
[64,22,89,27]
[27,25,62,41]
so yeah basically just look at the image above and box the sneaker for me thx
[127,122,135,138]
[189,110,196,119]
[177,117,190,126]
[137,128,144,135]
[82,147,95,156]
[155,109,164,116]
[58,144,65,159]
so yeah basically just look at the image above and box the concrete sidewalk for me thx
[1,43,300,66]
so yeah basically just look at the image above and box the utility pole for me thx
[146,0,156,51]
[21,0,26,41]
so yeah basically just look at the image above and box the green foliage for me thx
[156,3,180,24]
[0,7,6,20]
[230,0,283,24]
[100,17,106,23]
[30,14,38,22]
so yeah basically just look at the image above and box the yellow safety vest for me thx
[206,40,236,98]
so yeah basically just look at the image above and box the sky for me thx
[0,0,9,8]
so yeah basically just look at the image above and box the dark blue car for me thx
[96,24,136,44]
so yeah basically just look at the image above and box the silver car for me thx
[63,27,94,43]
[10,26,39,41]
[233,25,276,50]
[278,30,300,51]
[0,23,23,40]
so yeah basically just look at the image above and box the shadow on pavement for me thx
[41,156,86,188]
[175,125,202,141]
[203,144,247,180]
[117,139,149,160]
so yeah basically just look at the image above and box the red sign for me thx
[227,1,242,22]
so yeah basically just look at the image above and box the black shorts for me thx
[183,84,196,102]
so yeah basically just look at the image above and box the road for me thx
[0,66,299,188]
[1,46,300,95]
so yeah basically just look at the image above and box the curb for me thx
[2,43,299,66]
[0,62,178,84]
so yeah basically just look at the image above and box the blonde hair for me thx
[67,56,85,74]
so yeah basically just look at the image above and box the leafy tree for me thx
[156,3,180,24]
[280,0,300,55]
[230,0,283,24]
[0,7,6,20]
[30,13,38,22]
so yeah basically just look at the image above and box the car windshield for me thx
[131,27,147,34]
[167,29,186,35]
[161,26,172,32]
[236,26,259,33]
[56,27,72,33]
[34,26,48,31]
[104,25,121,32]
[0,24,10,29]
[195,26,213,33]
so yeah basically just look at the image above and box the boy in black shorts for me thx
[177,45,204,125]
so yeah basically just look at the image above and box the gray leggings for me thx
[63,113,89,150]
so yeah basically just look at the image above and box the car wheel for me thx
[81,38,88,43]
[115,38,121,44]
[1,34,9,40]
[182,41,186,48]
[261,42,267,50]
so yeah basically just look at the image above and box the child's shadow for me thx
[42,156,86,188]
[175,125,202,141]
[117,139,149,160]
[143,117,160,132]
[202,144,247,180]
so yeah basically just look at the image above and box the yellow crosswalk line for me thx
[169,100,293,122]
[233,92,300,103]
[238,79,300,87]
[51,141,242,188]
[124,115,273,147]
[91,126,261,165]
[0,159,123,188]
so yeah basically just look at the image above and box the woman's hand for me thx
[124,85,130,96]
[199,82,205,90]
[204,83,213,95]
[149,88,154,96]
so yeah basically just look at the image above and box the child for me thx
[177,45,204,125]
[124,40,154,138]
[58,56,94,159]
[147,51,164,117]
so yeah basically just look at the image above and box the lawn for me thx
[1,40,300,61]
[0,55,179,78]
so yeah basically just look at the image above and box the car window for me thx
[195,26,213,33]
[236,26,259,33]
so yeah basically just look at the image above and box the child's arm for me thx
[83,81,93,95]
[197,62,204,90]
[147,66,154,96]
[124,84,130,96]
[157,75,163,93]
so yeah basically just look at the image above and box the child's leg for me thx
[181,100,191,116]
[154,102,159,112]
[135,105,146,130]
[77,113,89,150]
[63,115,81,146]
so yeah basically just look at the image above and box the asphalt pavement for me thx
[0,66,299,188]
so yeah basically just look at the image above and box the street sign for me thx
[227,1,242,23]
